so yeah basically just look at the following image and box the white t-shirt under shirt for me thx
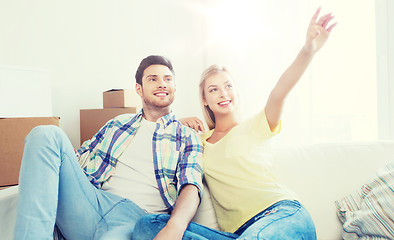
[102,118,169,214]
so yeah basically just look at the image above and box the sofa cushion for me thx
[335,161,394,239]
[272,141,394,239]
[192,181,220,230]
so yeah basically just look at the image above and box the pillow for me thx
[192,181,220,230]
[335,161,394,240]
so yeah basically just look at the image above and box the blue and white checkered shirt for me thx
[76,110,204,210]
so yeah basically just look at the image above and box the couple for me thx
[14,8,336,240]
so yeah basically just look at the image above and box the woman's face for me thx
[203,71,236,116]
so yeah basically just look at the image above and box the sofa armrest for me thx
[0,186,19,240]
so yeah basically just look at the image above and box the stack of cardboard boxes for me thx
[0,89,141,188]
[0,64,58,188]
[80,89,142,145]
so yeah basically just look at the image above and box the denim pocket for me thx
[255,200,301,222]
[237,200,315,240]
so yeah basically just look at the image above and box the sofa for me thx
[193,140,394,240]
[1,140,394,240]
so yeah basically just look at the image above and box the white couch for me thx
[2,140,394,240]
[192,140,394,240]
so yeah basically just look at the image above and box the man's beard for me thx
[142,94,174,109]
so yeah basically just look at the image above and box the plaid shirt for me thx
[76,110,204,210]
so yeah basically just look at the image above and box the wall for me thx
[203,0,378,145]
[376,0,394,140]
[0,65,52,117]
[0,0,387,147]
[0,0,206,147]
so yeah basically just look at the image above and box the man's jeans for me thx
[14,125,147,240]
[133,201,316,240]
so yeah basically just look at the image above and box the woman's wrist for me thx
[300,46,315,59]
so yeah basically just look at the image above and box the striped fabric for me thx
[76,110,204,210]
[335,161,394,240]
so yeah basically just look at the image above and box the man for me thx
[14,55,203,240]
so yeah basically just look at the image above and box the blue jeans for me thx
[133,214,238,240]
[14,126,147,240]
[133,201,316,240]
[234,200,317,239]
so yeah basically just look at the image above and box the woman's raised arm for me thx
[265,7,337,131]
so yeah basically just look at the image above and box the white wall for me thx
[0,0,206,147]
[0,0,388,147]
[0,65,52,117]
[203,0,378,145]
[376,0,394,140]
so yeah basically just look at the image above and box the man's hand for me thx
[179,117,206,133]
[153,185,200,240]
[153,222,185,240]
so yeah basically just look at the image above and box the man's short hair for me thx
[135,55,175,85]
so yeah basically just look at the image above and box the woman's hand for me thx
[179,117,206,133]
[265,7,337,130]
[304,7,337,55]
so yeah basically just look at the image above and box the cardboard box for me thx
[103,89,141,109]
[0,117,60,186]
[80,108,137,144]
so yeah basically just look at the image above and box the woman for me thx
[133,7,336,240]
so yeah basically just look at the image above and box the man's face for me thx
[136,64,176,109]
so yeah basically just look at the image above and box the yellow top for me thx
[201,110,295,232]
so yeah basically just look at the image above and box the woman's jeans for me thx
[133,200,317,240]
[14,126,147,240]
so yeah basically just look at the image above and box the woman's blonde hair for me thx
[199,65,238,130]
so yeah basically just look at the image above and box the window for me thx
[203,0,377,145]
